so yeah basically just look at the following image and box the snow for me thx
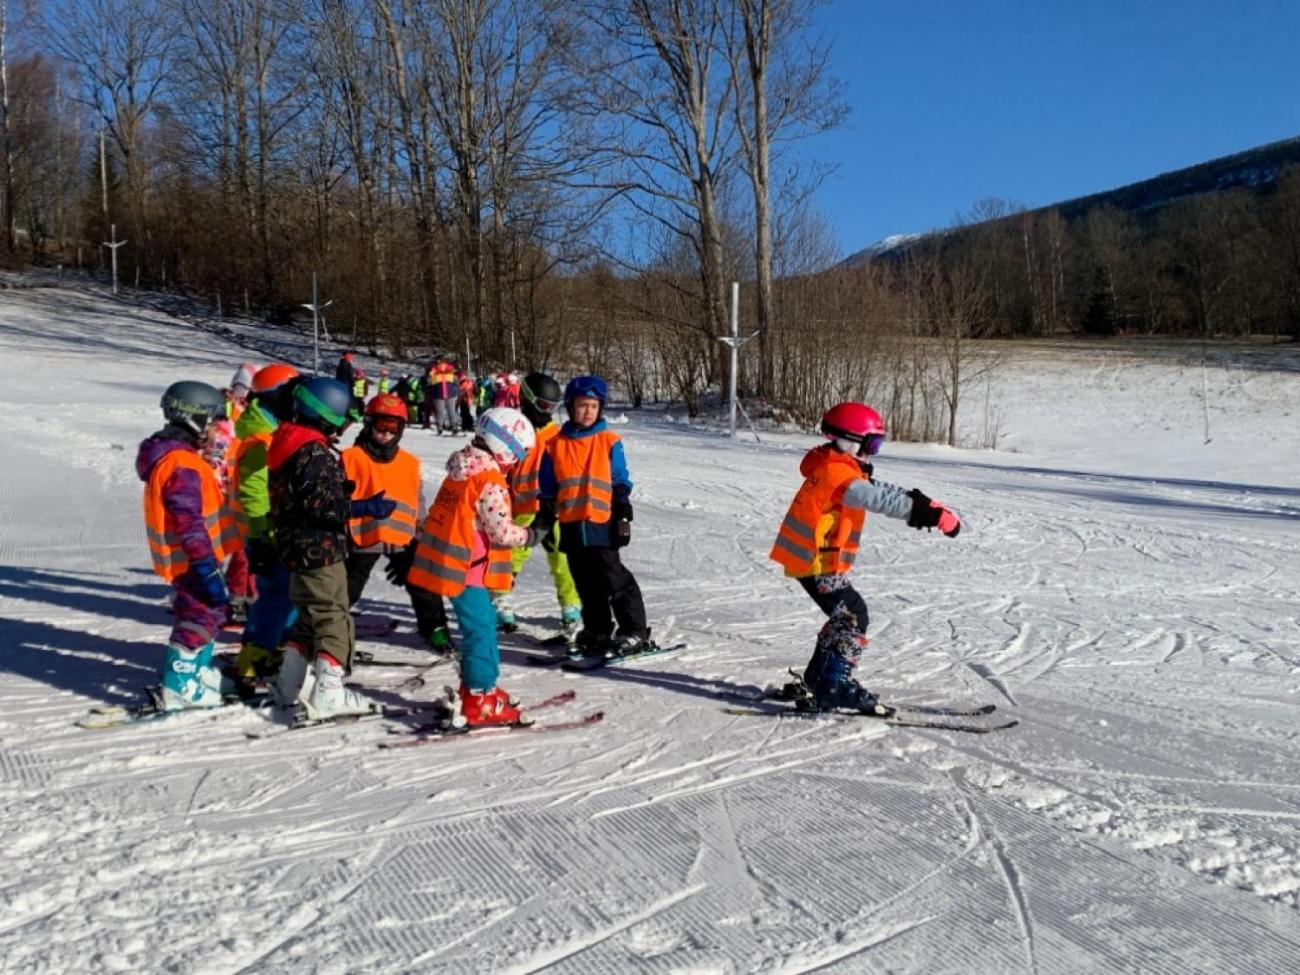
[3,286,1300,973]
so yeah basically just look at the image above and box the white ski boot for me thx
[303,654,375,720]
[268,642,314,707]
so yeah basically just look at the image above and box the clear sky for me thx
[809,1,1300,254]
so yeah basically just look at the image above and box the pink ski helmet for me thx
[821,402,887,456]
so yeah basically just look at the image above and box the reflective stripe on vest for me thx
[509,422,559,515]
[769,446,867,577]
[550,430,619,524]
[342,446,421,550]
[407,467,513,597]
[143,449,241,582]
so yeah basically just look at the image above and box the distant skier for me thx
[457,371,476,431]
[390,407,545,727]
[334,351,358,387]
[475,374,495,417]
[136,381,242,710]
[427,356,460,434]
[536,375,658,657]
[224,362,256,422]
[266,377,396,720]
[492,372,582,639]
[341,393,454,653]
[769,403,962,714]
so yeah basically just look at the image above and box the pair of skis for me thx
[522,639,687,672]
[377,689,603,749]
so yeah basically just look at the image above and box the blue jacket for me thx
[539,418,632,548]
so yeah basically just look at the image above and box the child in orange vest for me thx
[137,381,240,710]
[770,402,962,715]
[341,393,452,651]
[394,407,545,726]
[536,375,655,658]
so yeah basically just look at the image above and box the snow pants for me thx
[433,397,458,432]
[170,573,226,651]
[565,546,647,640]
[345,551,450,638]
[450,585,500,690]
[225,548,255,601]
[501,514,581,611]
[243,563,297,651]
[289,561,355,669]
[798,574,869,633]
[798,574,870,685]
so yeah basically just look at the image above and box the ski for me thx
[354,649,452,668]
[387,689,577,736]
[721,705,1018,734]
[244,703,436,738]
[77,687,271,731]
[560,642,687,672]
[765,671,997,718]
[378,710,605,750]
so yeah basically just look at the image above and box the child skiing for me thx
[341,393,453,651]
[137,381,242,710]
[392,407,544,726]
[769,403,962,714]
[492,372,582,639]
[266,377,396,719]
[536,375,656,657]
[232,363,300,679]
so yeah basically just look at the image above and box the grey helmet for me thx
[160,380,225,437]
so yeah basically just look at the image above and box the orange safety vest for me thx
[143,449,243,582]
[551,429,618,524]
[407,467,514,597]
[341,445,421,551]
[509,422,559,516]
[769,446,867,577]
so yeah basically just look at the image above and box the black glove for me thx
[533,500,558,552]
[612,519,632,548]
[906,488,961,537]
[385,542,417,586]
[612,498,633,523]
[248,537,277,576]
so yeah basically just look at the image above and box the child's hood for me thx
[267,422,330,471]
[135,429,195,482]
[800,442,859,479]
[445,442,500,481]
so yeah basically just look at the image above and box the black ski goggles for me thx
[522,386,560,413]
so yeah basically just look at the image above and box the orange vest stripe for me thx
[341,447,421,550]
[143,450,241,582]
[551,430,618,524]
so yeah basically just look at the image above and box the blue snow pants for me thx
[450,585,501,690]
[243,564,298,651]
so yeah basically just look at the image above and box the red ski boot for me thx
[460,686,534,728]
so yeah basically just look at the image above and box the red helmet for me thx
[251,363,300,393]
[821,402,886,455]
[365,393,409,422]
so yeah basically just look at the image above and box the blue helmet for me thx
[564,375,607,405]
[293,377,353,432]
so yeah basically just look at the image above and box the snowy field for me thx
[2,286,1300,974]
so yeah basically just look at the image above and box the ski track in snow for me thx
[3,286,1300,972]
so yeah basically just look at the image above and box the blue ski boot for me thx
[160,643,225,711]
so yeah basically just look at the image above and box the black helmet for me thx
[160,381,225,438]
[293,377,353,433]
[520,372,562,428]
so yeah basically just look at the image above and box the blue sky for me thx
[809,1,1300,254]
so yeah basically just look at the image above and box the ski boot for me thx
[496,609,519,634]
[427,626,456,655]
[268,641,313,707]
[609,631,656,659]
[559,605,582,643]
[303,653,375,720]
[801,612,891,716]
[459,684,533,727]
[233,642,280,679]
[159,643,225,711]
[572,629,614,657]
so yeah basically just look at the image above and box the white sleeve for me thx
[841,477,913,521]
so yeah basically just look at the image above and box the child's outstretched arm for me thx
[841,478,961,537]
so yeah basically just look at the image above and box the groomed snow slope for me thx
[2,287,1300,974]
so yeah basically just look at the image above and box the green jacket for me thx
[234,401,278,539]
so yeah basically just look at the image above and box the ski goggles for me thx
[859,434,885,457]
[522,385,560,413]
[369,417,404,435]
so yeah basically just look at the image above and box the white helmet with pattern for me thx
[475,407,536,467]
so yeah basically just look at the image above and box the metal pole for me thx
[312,272,320,374]
[729,281,739,439]
[510,326,517,369]
[101,222,127,295]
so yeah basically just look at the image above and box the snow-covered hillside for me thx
[3,286,1299,974]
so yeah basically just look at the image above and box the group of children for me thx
[138,356,963,726]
